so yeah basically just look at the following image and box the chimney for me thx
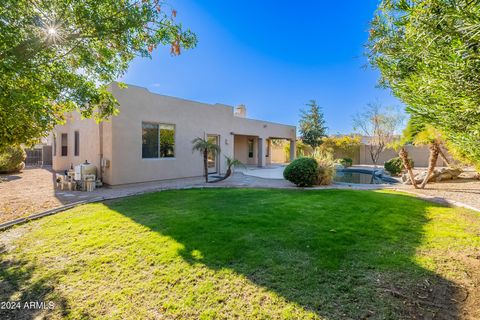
[234,104,247,118]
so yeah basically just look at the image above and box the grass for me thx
[1,189,479,319]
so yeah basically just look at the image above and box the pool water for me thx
[334,170,397,185]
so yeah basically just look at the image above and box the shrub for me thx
[313,150,336,185]
[384,157,414,176]
[0,145,26,174]
[336,157,353,168]
[283,157,318,187]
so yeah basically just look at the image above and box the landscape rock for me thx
[402,168,462,185]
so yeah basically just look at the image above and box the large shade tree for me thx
[367,0,480,171]
[0,0,197,149]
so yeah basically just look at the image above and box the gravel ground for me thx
[396,170,480,211]
[0,167,65,223]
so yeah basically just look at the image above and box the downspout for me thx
[99,121,104,181]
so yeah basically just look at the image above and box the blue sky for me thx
[120,0,402,134]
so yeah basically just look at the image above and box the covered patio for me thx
[233,134,295,168]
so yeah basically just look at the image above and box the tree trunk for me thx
[203,150,208,183]
[399,147,418,189]
[419,142,440,189]
[438,147,450,167]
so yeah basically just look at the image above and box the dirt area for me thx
[0,168,68,223]
[397,170,480,211]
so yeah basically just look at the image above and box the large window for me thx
[74,131,80,156]
[142,122,175,158]
[61,133,68,156]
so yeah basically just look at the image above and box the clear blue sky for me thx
[119,0,402,134]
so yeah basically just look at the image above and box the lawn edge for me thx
[1,186,478,232]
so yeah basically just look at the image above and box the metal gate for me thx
[25,146,52,166]
[25,148,42,166]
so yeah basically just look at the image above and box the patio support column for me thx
[289,139,296,162]
[258,137,266,167]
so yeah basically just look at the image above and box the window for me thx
[266,139,270,157]
[61,133,68,156]
[159,124,175,158]
[142,122,175,158]
[142,123,159,158]
[74,131,80,156]
[248,139,254,158]
[53,134,57,156]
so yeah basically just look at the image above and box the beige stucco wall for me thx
[52,112,103,174]
[52,83,296,185]
[359,145,446,167]
[234,135,258,165]
[108,84,295,184]
[270,144,288,163]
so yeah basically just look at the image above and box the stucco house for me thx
[52,83,296,185]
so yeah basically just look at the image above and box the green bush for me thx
[336,157,353,168]
[283,157,318,187]
[384,157,414,176]
[0,145,26,174]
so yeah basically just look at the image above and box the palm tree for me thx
[413,126,443,189]
[404,118,446,189]
[390,139,418,188]
[192,137,221,182]
[223,156,243,180]
[207,156,244,183]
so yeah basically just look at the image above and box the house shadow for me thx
[106,189,467,319]
[0,245,71,320]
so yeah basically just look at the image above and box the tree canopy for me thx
[367,0,480,170]
[0,0,197,149]
[298,100,328,149]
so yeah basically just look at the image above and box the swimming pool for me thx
[334,168,398,185]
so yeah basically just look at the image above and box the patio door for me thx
[207,135,219,174]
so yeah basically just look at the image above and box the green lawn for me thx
[1,189,479,319]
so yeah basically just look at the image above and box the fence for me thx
[25,146,53,166]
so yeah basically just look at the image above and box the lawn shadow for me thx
[0,244,71,319]
[107,188,466,319]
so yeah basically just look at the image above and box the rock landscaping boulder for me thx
[402,168,462,185]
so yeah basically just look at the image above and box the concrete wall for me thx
[359,144,446,167]
[268,139,441,168]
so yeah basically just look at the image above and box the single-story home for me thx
[52,83,296,185]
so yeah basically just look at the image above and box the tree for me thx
[409,123,445,189]
[0,0,197,149]
[299,100,327,149]
[353,102,403,167]
[389,136,418,189]
[209,156,243,182]
[367,0,480,171]
[191,137,221,183]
